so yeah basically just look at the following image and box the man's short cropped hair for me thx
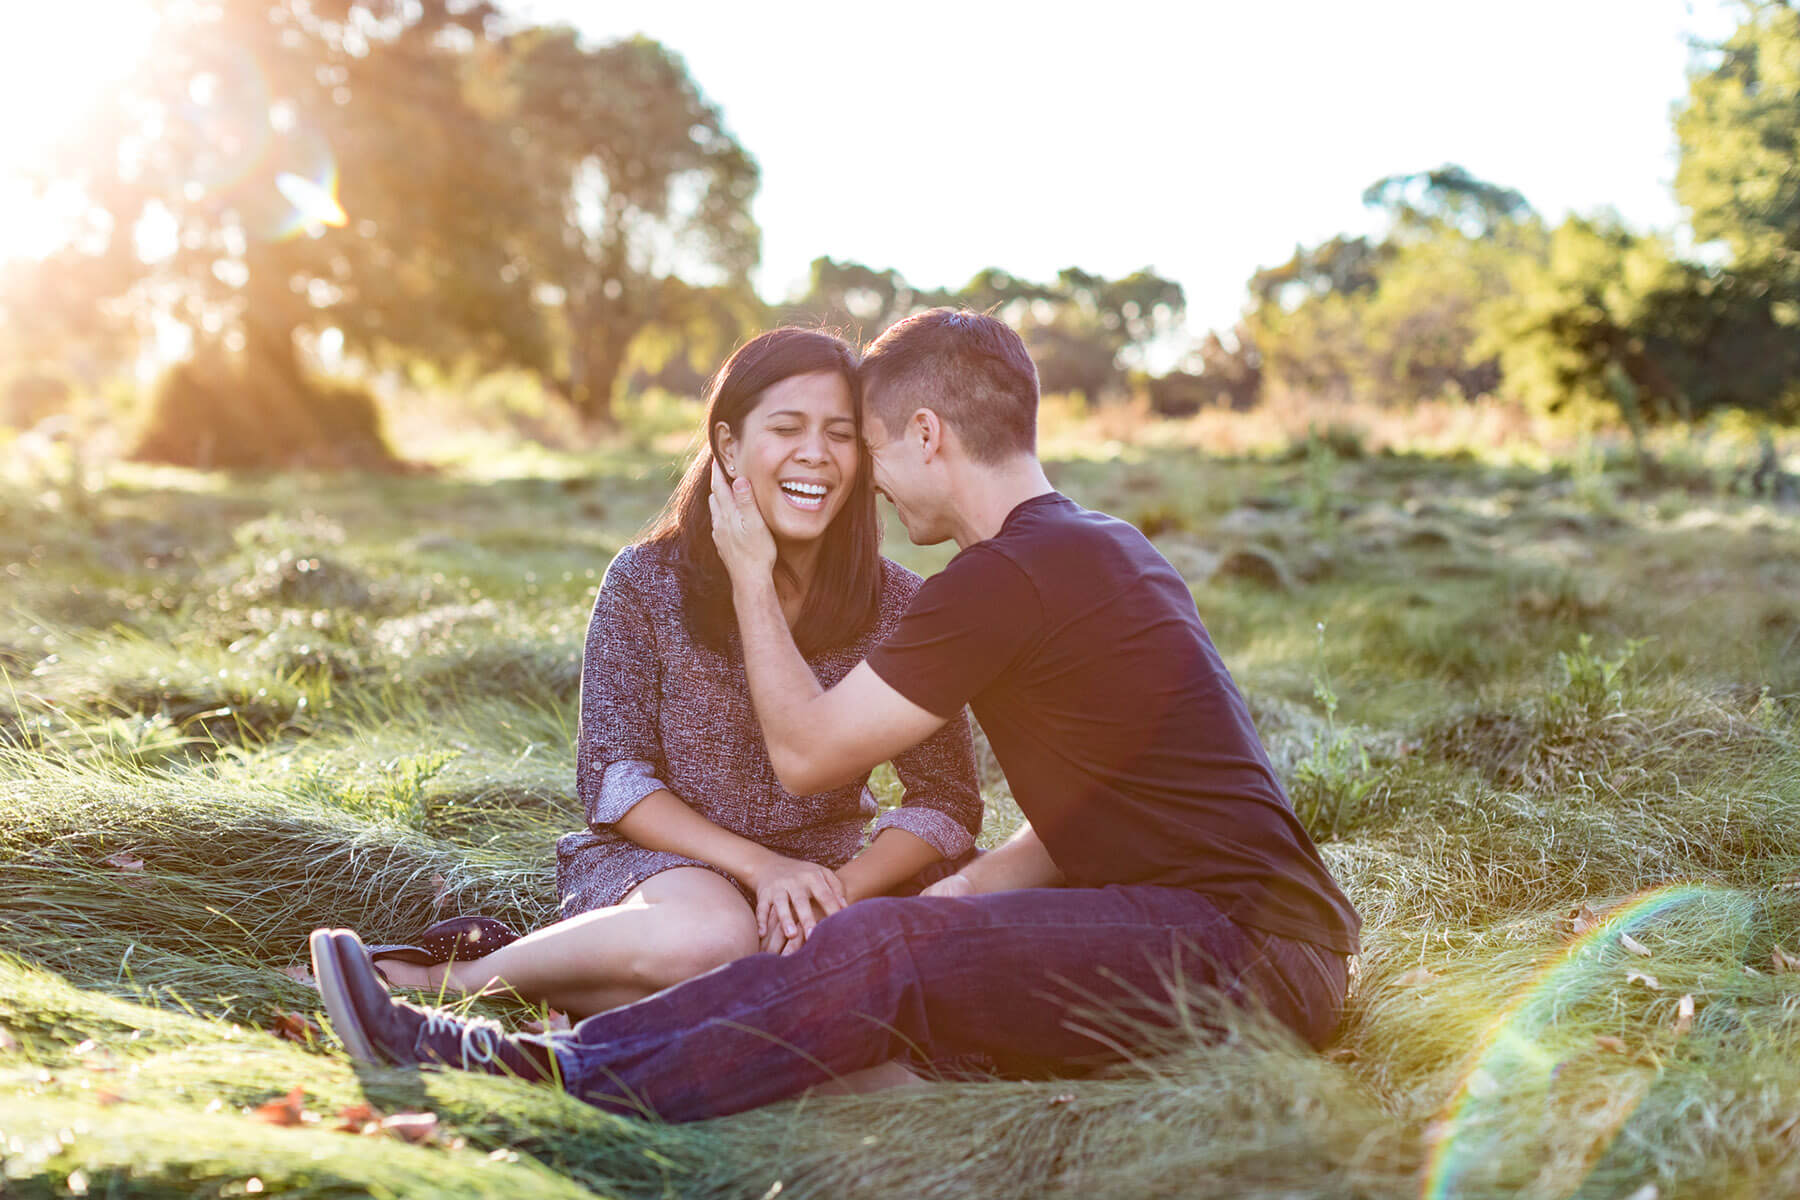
[859,308,1040,463]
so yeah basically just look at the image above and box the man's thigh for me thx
[817,884,1262,1071]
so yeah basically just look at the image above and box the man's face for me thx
[862,400,946,546]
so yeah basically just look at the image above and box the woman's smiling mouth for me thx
[779,480,829,511]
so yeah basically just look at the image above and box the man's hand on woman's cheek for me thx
[708,461,778,582]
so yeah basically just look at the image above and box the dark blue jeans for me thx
[542,885,1348,1123]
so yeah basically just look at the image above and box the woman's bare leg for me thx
[377,868,758,1017]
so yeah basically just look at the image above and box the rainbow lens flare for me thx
[274,168,347,233]
[1420,882,1734,1198]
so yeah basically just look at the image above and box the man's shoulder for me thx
[988,493,1151,568]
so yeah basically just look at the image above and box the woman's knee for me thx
[630,910,759,989]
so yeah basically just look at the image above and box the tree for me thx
[1362,164,1532,240]
[1669,0,1800,418]
[1483,0,1800,444]
[1242,165,1537,407]
[1678,1,1800,274]
[779,257,952,336]
[0,0,549,464]
[971,267,1185,403]
[502,30,759,424]
[1143,326,1262,415]
[1247,235,1389,312]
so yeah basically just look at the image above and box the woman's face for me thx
[715,370,859,550]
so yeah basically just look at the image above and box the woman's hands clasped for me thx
[744,852,848,956]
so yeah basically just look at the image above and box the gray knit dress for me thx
[555,540,982,916]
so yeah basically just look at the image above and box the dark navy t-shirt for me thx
[866,492,1361,955]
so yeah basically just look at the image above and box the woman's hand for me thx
[761,898,834,956]
[745,853,848,947]
[709,461,778,584]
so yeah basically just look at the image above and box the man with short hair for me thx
[310,309,1360,1122]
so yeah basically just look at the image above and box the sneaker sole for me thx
[310,928,381,1064]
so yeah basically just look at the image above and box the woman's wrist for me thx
[834,857,882,904]
[730,844,781,890]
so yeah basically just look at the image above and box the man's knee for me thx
[807,895,944,953]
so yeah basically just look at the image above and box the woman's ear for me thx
[713,421,738,478]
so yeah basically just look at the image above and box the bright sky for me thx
[512,0,1741,345]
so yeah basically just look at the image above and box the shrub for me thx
[2,369,74,429]
[131,349,396,470]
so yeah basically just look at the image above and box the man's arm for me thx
[835,828,942,904]
[710,464,946,794]
[924,822,1063,897]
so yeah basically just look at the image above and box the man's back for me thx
[869,491,1361,954]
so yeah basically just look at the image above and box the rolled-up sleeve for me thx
[871,709,982,860]
[576,554,673,828]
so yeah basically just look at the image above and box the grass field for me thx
[2,420,1799,1198]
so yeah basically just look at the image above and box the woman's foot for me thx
[807,1060,930,1096]
[369,956,447,991]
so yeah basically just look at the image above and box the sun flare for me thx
[0,2,161,262]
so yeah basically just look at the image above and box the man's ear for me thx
[713,421,739,477]
[912,408,945,464]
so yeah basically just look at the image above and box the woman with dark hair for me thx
[373,329,982,1020]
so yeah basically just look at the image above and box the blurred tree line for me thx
[2,0,1797,469]
[0,0,1185,466]
[1238,0,1800,449]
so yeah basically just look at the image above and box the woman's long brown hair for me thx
[642,328,882,655]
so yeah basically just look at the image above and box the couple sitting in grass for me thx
[311,309,1362,1121]
[373,327,981,1052]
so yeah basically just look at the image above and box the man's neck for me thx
[947,456,1056,549]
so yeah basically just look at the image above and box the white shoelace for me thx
[420,1010,504,1066]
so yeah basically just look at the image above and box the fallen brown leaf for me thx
[280,964,317,989]
[0,1026,18,1053]
[1672,993,1695,1037]
[1561,902,1603,940]
[95,1089,126,1107]
[1772,945,1800,974]
[252,1086,307,1127]
[1394,966,1438,988]
[104,851,145,872]
[1594,1035,1628,1054]
[271,1011,323,1045]
[381,1111,439,1144]
[336,1101,382,1134]
[1619,933,1652,958]
[1627,971,1661,991]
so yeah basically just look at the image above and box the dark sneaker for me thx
[308,927,560,1085]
